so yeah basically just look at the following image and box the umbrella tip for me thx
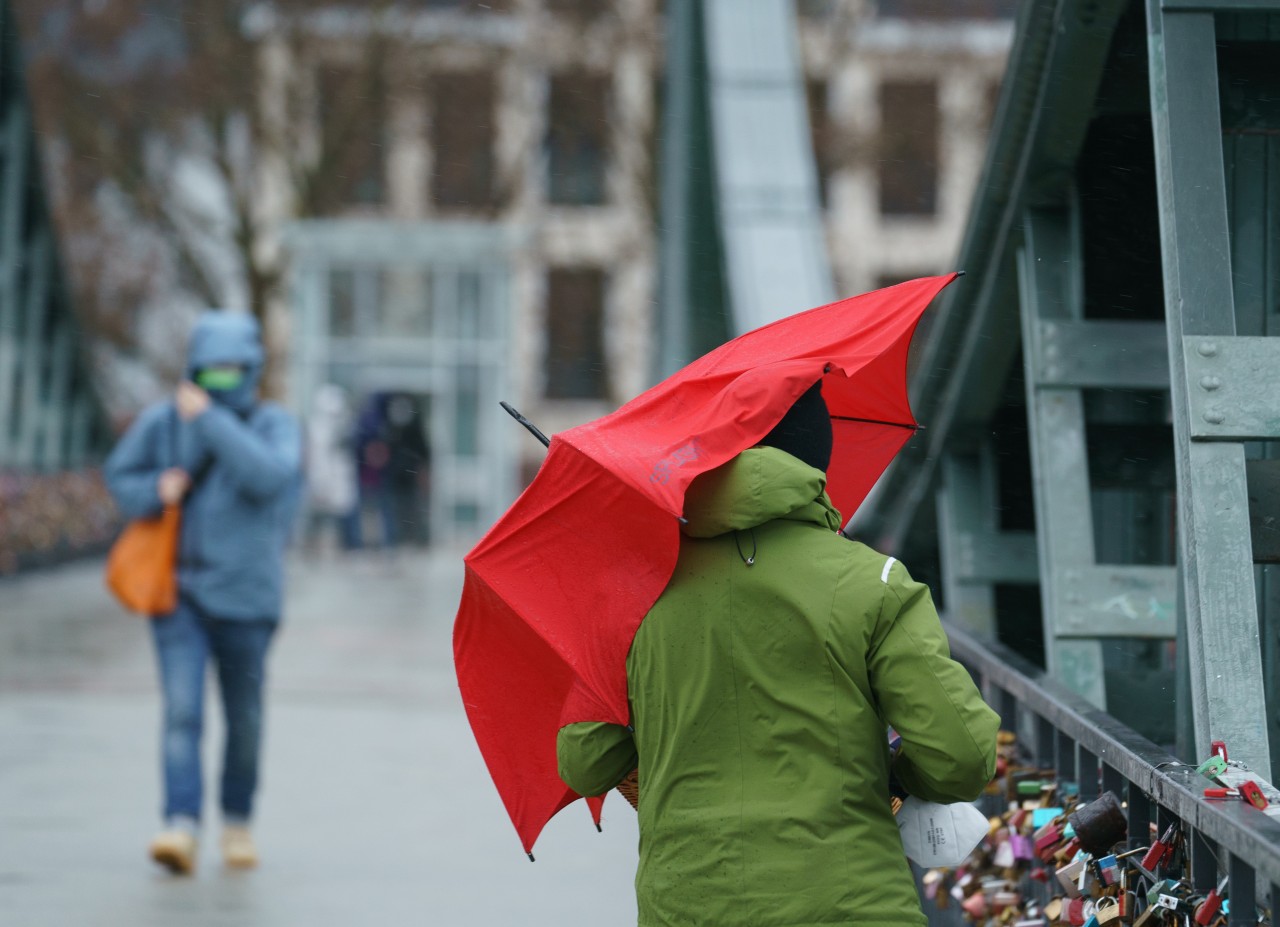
[954,270,967,277]
[596,822,603,833]
[527,852,536,863]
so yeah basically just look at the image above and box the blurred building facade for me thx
[251,1,660,542]
[250,0,1012,543]
[798,0,1013,295]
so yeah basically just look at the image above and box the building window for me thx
[416,0,514,11]
[876,273,913,290]
[876,0,1017,18]
[545,0,603,18]
[430,72,497,210]
[546,73,609,206]
[545,269,608,400]
[797,0,837,16]
[315,66,386,212]
[877,80,939,217]
[328,266,384,337]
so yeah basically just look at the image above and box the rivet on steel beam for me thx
[1198,342,1218,357]
[1199,375,1221,391]
[1203,409,1226,425]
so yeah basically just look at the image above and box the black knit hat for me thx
[759,381,832,473]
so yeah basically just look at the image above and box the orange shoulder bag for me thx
[105,505,180,616]
[105,408,183,617]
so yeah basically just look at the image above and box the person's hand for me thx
[157,468,191,505]
[176,381,211,421]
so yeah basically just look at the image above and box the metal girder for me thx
[67,395,91,469]
[1247,459,1280,564]
[1052,564,1178,638]
[14,229,51,467]
[1030,320,1170,389]
[937,455,998,638]
[39,322,73,469]
[701,0,832,335]
[947,525,1039,586]
[13,229,49,466]
[0,98,27,463]
[1183,336,1280,440]
[1017,207,1106,708]
[865,0,1130,554]
[1146,1,1272,777]
[937,452,1039,638]
[1162,0,1280,9]
[656,0,696,378]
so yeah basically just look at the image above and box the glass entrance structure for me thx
[286,220,518,546]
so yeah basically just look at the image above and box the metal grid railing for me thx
[926,623,1280,926]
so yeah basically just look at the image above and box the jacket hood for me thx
[186,312,264,413]
[681,447,842,538]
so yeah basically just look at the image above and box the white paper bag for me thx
[896,796,989,868]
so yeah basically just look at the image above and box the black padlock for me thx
[1067,791,1127,855]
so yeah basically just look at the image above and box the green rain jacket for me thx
[557,448,1000,927]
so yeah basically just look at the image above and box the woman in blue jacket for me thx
[104,312,300,875]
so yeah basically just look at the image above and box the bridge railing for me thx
[930,623,1280,927]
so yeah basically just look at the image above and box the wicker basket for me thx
[616,768,640,809]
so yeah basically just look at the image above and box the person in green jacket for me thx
[557,382,1000,927]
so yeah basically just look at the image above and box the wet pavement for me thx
[0,548,639,926]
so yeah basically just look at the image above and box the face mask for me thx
[195,367,246,391]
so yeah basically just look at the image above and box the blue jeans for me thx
[150,598,276,823]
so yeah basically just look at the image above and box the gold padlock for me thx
[1131,903,1160,927]
[1093,896,1121,925]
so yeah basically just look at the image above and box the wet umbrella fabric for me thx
[453,273,959,855]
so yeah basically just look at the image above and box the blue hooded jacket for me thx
[104,313,301,621]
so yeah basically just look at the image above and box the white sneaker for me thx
[221,825,258,869]
[149,829,198,875]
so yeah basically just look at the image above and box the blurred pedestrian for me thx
[353,392,389,549]
[556,384,999,925]
[303,384,359,553]
[381,393,430,547]
[103,312,300,875]
[353,392,430,550]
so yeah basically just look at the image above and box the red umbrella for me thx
[453,273,959,857]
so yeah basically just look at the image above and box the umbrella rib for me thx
[830,414,922,431]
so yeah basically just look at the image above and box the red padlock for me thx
[1239,780,1269,810]
[1035,823,1065,862]
[1116,891,1131,920]
[1211,740,1228,763]
[1066,896,1088,927]
[1194,876,1228,925]
[1139,823,1177,872]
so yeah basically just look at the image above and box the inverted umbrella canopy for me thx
[453,274,959,855]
